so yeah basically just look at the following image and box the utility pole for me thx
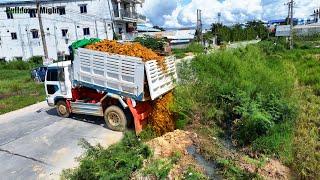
[218,12,221,24]
[196,9,203,44]
[36,0,49,59]
[286,0,294,49]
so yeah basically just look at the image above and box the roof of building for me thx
[137,24,161,32]
[268,18,298,24]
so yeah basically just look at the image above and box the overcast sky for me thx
[138,0,320,28]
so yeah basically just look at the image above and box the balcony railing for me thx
[114,9,138,20]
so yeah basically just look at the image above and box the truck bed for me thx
[73,48,177,101]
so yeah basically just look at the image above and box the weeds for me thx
[141,151,182,179]
[173,45,296,146]
[217,159,261,179]
[62,132,152,180]
[183,166,207,180]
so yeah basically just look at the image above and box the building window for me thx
[6,12,13,19]
[58,6,66,15]
[31,29,39,39]
[11,32,17,40]
[83,28,90,36]
[29,9,36,18]
[61,29,68,37]
[80,4,87,14]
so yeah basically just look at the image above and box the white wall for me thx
[0,0,140,61]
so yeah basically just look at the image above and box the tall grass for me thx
[172,45,297,159]
[173,39,320,178]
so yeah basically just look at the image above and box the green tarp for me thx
[69,38,101,60]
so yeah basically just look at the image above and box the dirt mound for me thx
[145,130,205,179]
[85,40,166,70]
[238,156,291,180]
[148,92,175,136]
[259,159,291,180]
[146,130,198,158]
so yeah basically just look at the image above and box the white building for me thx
[0,0,145,61]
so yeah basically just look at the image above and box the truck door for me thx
[45,68,66,100]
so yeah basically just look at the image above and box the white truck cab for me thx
[45,61,72,107]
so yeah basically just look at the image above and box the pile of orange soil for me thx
[86,40,167,70]
[131,130,205,179]
[148,92,175,136]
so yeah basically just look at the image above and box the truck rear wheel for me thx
[56,100,71,118]
[104,106,127,132]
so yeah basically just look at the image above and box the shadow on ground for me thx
[45,108,106,127]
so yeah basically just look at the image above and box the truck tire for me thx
[104,106,127,132]
[56,100,71,118]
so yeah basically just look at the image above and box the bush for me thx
[172,45,296,145]
[134,35,165,52]
[62,132,152,180]
[29,56,43,65]
[0,60,31,70]
[0,56,43,70]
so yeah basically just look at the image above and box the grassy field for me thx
[0,69,46,115]
[172,39,320,179]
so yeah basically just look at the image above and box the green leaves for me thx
[62,132,152,180]
[134,35,165,52]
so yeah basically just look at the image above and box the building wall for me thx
[0,0,142,61]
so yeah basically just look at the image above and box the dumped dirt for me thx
[238,158,291,180]
[258,159,291,180]
[145,130,205,179]
[146,130,198,158]
[148,92,175,136]
[86,40,167,70]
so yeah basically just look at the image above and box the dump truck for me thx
[45,41,177,134]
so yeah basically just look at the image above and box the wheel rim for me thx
[58,104,67,115]
[108,112,121,127]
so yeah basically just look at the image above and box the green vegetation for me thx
[141,152,181,179]
[134,35,166,52]
[173,38,320,179]
[172,42,205,59]
[217,159,260,179]
[62,132,152,180]
[183,166,207,180]
[173,45,296,146]
[210,20,268,43]
[0,57,45,115]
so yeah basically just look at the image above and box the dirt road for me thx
[0,102,123,179]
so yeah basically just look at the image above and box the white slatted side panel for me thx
[145,56,178,100]
[73,48,145,98]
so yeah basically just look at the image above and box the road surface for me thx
[0,102,123,179]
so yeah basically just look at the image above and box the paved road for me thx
[0,102,123,180]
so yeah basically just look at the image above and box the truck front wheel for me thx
[104,106,127,132]
[56,100,71,118]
